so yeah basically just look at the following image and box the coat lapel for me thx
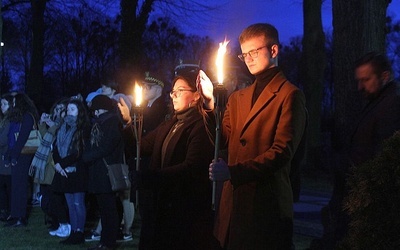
[240,72,287,136]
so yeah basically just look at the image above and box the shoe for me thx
[117,233,132,242]
[87,243,115,250]
[60,230,84,245]
[49,223,71,237]
[85,230,101,242]
[37,193,42,207]
[4,217,27,227]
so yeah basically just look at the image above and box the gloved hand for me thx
[209,158,231,181]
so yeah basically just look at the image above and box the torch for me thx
[133,83,143,208]
[212,40,229,211]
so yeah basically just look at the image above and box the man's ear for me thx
[271,44,279,59]
[381,70,390,84]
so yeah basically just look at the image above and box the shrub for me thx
[343,131,400,249]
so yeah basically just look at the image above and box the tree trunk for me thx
[118,0,155,93]
[27,0,46,109]
[332,0,391,151]
[299,0,326,170]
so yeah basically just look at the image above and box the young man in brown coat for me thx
[201,23,307,249]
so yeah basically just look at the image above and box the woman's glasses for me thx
[169,89,195,98]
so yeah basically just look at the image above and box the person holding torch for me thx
[200,23,307,250]
[118,72,219,250]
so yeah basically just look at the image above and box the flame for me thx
[134,83,143,107]
[216,39,229,85]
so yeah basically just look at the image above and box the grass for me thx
[0,207,140,250]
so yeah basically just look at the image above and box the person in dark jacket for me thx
[51,98,90,244]
[3,93,39,227]
[0,94,12,221]
[119,72,219,250]
[314,52,400,249]
[83,95,125,250]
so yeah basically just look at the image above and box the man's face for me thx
[355,63,384,100]
[101,85,115,97]
[240,35,278,75]
[143,84,161,101]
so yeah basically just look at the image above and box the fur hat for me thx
[90,95,114,111]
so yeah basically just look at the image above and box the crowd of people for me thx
[0,21,396,250]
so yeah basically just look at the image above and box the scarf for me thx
[29,130,55,180]
[161,107,197,167]
[56,115,77,158]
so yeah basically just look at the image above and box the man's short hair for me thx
[354,51,393,77]
[102,81,119,92]
[239,23,280,47]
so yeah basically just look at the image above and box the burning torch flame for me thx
[134,83,143,107]
[216,39,229,85]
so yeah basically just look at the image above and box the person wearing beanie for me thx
[83,94,125,250]
[85,90,102,108]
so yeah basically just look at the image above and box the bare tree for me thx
[299,0,326,169]
[117,0,224,93]
[26,0,47,107]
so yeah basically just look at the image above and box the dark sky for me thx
[176,0,400,45]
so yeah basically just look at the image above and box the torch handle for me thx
[212,86,227,211]
[133,110,143,210]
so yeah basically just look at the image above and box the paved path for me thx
[294,189,331,238]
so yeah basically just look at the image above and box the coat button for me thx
[240,139,246,146]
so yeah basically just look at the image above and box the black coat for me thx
[82,112,124,194]
[51,125,89,193]
[138,108,216,250]
[350,81,400,166]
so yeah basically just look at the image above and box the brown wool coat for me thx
[214,71,307,250]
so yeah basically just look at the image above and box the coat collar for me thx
[238,71,287,134]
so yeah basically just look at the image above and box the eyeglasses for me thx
[237,45,268,61]
[169,88,195,98]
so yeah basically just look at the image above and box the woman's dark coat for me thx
[51,124,89,193]
[139,108,215,250]
[82,112,124,194]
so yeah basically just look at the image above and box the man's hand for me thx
[209,158,231,181]
[117,97,132,124]
[197,70,215,110]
